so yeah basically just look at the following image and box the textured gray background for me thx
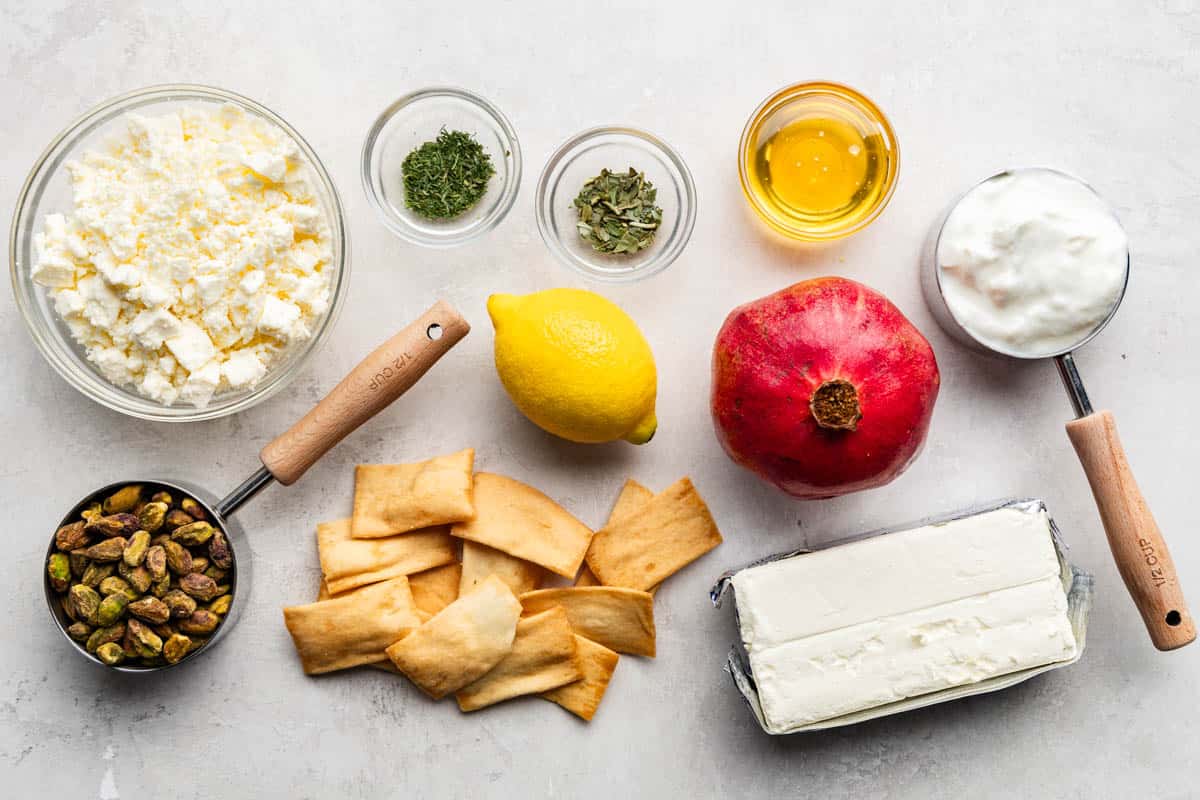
[3,1,1198,798]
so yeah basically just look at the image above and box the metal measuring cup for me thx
[922,168,1193,651]
[44,300,470,671]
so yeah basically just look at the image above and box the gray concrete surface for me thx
[3,1,1199,797]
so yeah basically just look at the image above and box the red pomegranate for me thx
[711,277,940,499]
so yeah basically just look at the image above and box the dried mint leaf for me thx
[572,168,662,255]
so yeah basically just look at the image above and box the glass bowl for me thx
[361,87,521,247]
[536,126,696,283]
[738,81,899,241]
[9,84,350,422]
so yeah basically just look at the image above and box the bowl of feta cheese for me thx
[10,84,349,421]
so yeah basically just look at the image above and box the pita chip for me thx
[455,606,582,712]
[461,539,544,597]
[541,636,620,721]
[576,479,653,590]
[352,449,475,538]
[318,519,457,595]
[283,577,420,675]
[451,473,592,578]
[585,477,722,591]
[519,586,656,657]
[385,575,521,699]
[408,562,463,618]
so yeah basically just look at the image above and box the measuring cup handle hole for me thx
[1166,610,1183,627]
[426,324,443,341]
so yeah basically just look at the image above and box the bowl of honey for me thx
[738,81,899,241]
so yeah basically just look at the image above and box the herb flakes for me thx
[573,167,663,255]
[401,128,495,220]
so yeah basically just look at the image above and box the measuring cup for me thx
[922,168,1193,651]
[44,300,470,670]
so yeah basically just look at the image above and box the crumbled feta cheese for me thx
[258,296,302,341]
[165,319,217,373]
[31,105,333,407]
[130,308,183,350]
[179,360,221,408]
[221,349,268,389]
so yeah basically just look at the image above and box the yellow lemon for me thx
[488,289,658,445]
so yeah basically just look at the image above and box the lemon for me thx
[487,289,658,445]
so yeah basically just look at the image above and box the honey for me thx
[740,82,898,241]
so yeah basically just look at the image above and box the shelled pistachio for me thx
[47,483,234,668]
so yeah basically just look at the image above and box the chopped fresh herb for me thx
[401,128,495,219]
[573,167,662,255]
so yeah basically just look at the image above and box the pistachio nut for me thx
[86,623,125,653]
[85,513,140,537]
[80,561,115,588]
[171,521,215,547]
[83,537,128,562]
[81,501,103,523]
[97,576,137,602]
[190,556,210,575]
[66,621,93,642]
[137,502,169,534]
[163,589,197,620]
[95,642,126,666]
[150,490,172,505]
[47,553,71,592]
[126,619,163,657]
[203,565,229,583]
[163,540,193,575]
[128,596,170,625]
[162,633,193,665]
[144,545,167,580]
[150,533,171,549]
[150,622,177,640]
[68,551,90,578]
[69,584,101,623]
[118,561,153,594]
[151,573,171,598]
[123,530,151,566]
[208,594,233,616]
[55,521,91,552]
[96,593,130,626]
[61,594,80,622]
[180,498,208,521]
[208,529,233,570]
[163,510,194,531]
[102,485,143,514]
[177,609,220,636]
[179,573,221,601]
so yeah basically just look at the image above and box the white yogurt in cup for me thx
[933,168,1128,358]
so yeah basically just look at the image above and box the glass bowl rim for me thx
[534,124,698,284]
[360,85,522,248]
[737,79,900,242]
[9,82,350,423]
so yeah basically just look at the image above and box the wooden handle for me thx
[1066,411,1195,651]
[260,300,470,486]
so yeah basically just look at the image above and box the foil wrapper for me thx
[710,497,1093,734]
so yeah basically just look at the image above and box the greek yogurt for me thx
[936,169,1128,357]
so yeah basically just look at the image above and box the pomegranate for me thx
[711,277,940,499]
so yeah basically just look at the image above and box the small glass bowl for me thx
[9,84,350,422]
[361,87,521,247]
[536,126,696,283]
[739,81,899,241]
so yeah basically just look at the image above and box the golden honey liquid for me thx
[751,116,888,232]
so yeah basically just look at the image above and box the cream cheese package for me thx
[711,499,1093,734]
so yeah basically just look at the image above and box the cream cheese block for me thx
[732,507,1078,731]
